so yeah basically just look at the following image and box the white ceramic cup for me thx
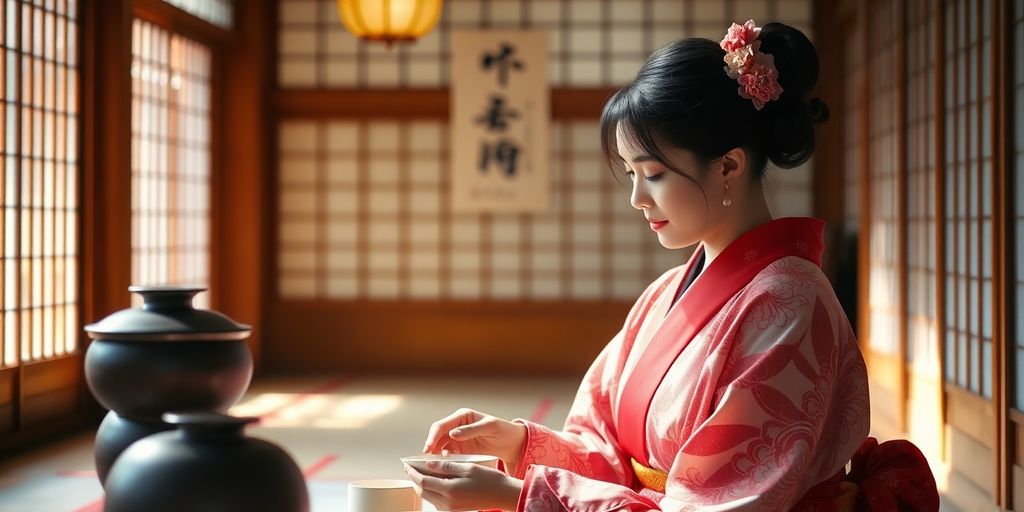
[400,454,500,510]
[348,479,422,512]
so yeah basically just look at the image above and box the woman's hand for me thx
[403,461,523,512]
[423,408,527,468]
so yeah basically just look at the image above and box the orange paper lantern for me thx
[337,0,443,46]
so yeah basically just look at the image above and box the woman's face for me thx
[616,123,711,250]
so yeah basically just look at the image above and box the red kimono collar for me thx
[617,217,825,468]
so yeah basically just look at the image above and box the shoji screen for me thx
[830,0,1013,507]
[865,0,902,428]
[0,0,79,368]
[940,0,997,503]
[0,0,81,438]
[904,0,940,457]
[277,120,675,301]
[942,0,994,398]
[130,20,212,307]
[275,0,816,303]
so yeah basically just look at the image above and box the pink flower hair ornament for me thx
[720,20,782,110]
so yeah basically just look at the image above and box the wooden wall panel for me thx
[1014,463,1024,512]
[0,368,14,405]
[0,404,12,435]
[215,0,271,372]
[21,355,81,397]
[0,367,13,433]
[20,387,80,426]
[265,300,629,375]
[83,0,134,327]
[947,384,996,448]
[811,0,847,277]
[946,425,997,505]
[273,88,615,119]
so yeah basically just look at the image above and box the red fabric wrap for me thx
[792,437,939,511]
[846,437,939,511]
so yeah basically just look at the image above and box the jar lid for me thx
[84,286,252,342]
[162,412,260,438]
[163,412,260,427]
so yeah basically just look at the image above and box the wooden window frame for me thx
[1,0,270,455]
[129,0,229,309]
[996,0,1015,506]
[0,0,87,453]
[118,0,269,374]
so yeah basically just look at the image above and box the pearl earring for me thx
[722,183,732,207]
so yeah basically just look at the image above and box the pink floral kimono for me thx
[507,218,936,511]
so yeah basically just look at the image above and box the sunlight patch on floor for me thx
[230,392,406,429]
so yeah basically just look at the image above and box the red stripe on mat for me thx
[529,397,553,424]
[302,454,338,478]
[308,474,380,482]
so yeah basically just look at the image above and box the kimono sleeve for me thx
[507,270,679,486]
[507,328,632,486]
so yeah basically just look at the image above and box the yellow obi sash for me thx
[631,458,860,511]
[630,457,668,492]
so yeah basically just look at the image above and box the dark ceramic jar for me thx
[103,413,309,512]
[93,412,173,484]
[84,286,254,485]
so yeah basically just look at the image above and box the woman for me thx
[403,21,937,511]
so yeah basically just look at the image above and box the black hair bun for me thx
[807,97,830,124]
[757,22,827,169]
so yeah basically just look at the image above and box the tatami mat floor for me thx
[0,375,579,512]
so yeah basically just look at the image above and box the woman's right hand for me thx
[423,408,527,467]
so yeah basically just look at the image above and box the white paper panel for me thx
[277,0,814,88]
[277,118,801,301]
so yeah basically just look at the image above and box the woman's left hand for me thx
[403,461,524,511]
